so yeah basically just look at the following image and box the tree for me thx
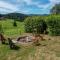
[13,20,17,27]
[51,4,60,14]
[24,16,47,34]
[46,15,60,36]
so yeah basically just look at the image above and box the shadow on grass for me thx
[12,46,20,50]
[9,45,20,50]
[2,43,20,50]
[4,43,9,45]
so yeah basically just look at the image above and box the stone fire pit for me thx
[12,35,33,43]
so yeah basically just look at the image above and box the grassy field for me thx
[0,36,60,60]
[0,19,25,37]
[0,19,60,60]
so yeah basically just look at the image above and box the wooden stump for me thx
[0,34,6,44]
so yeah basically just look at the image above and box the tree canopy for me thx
[51,4,60,14]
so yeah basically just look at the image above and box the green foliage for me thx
[0,24,4,34]
[13,20,17,27]
[0,19,25,37]
[51,4,60,14]
[3,13,27,21]
[46,15,60,36]
[25,15,60,36]
[24,16,47,34]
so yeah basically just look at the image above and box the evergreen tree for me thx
[51,4,60,14]
[13,20,17,27]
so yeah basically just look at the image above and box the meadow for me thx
[0,19,60,60]
[0,19,25,37]
[0,35,60,60]
[0,1,60,60]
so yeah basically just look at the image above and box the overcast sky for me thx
[0,0,60,14]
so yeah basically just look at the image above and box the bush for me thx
[13,20,17,27]
[24,17,47,34]
[46,15,60,36]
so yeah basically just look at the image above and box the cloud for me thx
[0,0,60,14]
[17,0,50,11]
[37,0,60,11]
[50,0,60,4]
[17,0,51,11]
[17,0,34,5]
[0,8,11,14]
[0,1,18,13]
[17,0,47,6]
[11,0,60,14]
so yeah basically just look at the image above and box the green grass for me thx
[0,37,60,60]
[0,19,25,37]
[0,19,60,60]
[0,43,36,60]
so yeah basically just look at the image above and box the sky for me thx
[0,0,60,14]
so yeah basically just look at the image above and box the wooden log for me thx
[0,34,6,44]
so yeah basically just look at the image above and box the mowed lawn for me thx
[0,19,25,37]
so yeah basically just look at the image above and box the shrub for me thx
[13,20,17,27]
[46,15,60,36]
[24,17,47,34]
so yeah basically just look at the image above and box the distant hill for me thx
[28,14,49,16]
[0,13,49,21]
[0,14,4,17]
[0,13,28,21]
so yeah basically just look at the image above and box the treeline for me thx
[24,15,60,36]
[0,13,28,21]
